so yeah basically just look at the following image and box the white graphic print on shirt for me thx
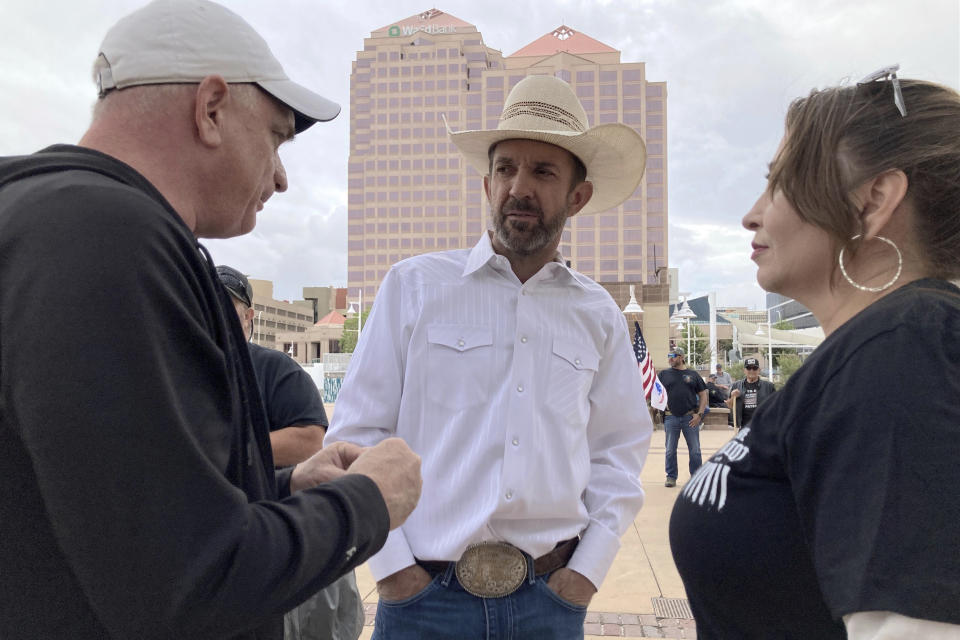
[743,383,759,409]
[680,427,750,511]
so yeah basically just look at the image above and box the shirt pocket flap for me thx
[427,325,493,353]
[552,338,600,371]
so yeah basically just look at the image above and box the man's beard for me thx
[492,197,568,256]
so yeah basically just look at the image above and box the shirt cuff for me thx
[367,526,417,582]
[565,520,621,590]
[844,611,960,640]
[275,467,293,499]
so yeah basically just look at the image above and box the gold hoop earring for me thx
[838,234,902,292]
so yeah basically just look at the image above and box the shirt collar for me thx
[462,232,591,290]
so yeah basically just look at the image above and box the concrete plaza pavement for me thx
[324,408,735,640]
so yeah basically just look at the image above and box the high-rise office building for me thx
[347,10,667,305]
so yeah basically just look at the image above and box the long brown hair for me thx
[767,78,960,279]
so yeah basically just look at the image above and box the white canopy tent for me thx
[725,317,824,349]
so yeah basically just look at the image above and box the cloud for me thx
[2,0,957,312]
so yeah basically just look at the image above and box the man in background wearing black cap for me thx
[728,357,777,430]
[218,265,364,640]
[0,2,421,639]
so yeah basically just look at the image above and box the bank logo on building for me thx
[388,24,457,36]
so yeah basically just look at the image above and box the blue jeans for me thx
[664,413,702,479]
[371,561,587,639]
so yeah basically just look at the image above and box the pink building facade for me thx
[347,10,667,305]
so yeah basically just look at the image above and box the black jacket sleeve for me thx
[0,170,387,639]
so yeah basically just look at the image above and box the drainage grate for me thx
[651,597,694,619]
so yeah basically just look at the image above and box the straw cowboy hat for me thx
[447,75,646,215]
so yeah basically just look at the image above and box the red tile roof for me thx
[508,26,617,57]
[316,311,346,326]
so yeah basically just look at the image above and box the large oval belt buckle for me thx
[455,541,527,598]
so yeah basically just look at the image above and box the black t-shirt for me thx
[706,382,727,407]
[658,367,706,415]
[248,342,328,433]
[669,279,960,638]
[740,379,761,423]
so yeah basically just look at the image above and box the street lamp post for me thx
[764,299,794,380]
[622,284,644,315]
[357,290,363,340]
[675,297,698,367]
[345,289,364,349]
[754,321,774,380]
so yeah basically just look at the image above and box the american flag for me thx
[633,321,656,399]
[634,322,669,410]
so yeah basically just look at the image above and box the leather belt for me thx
[416,537,579,598]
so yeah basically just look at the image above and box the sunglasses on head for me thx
[668,352,679,357]
[857,63,907,118]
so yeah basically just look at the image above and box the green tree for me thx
[773,319,796,330]
[717,338,733,359]
[726,362,745,381]
[775,353,803,389]
[339,310,371,353]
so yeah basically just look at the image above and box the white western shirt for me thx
[325,233,652,587]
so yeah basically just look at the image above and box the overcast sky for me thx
[2,0,957,307]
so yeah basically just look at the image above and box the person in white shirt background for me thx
[324,75,652,640]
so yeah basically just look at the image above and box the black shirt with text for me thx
[669,280,960,638]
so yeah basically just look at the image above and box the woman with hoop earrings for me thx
[669,67,960,639]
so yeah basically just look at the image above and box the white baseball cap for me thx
[93,0,339,132]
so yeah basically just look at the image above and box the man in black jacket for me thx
[0,2,420,639]
[728,357,777,429]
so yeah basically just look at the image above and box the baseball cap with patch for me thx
[216,265,253,308]
[744,357,760,368]
[670,346,685,357]
[93,0,340,133]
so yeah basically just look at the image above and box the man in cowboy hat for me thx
[326,75,652,639]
